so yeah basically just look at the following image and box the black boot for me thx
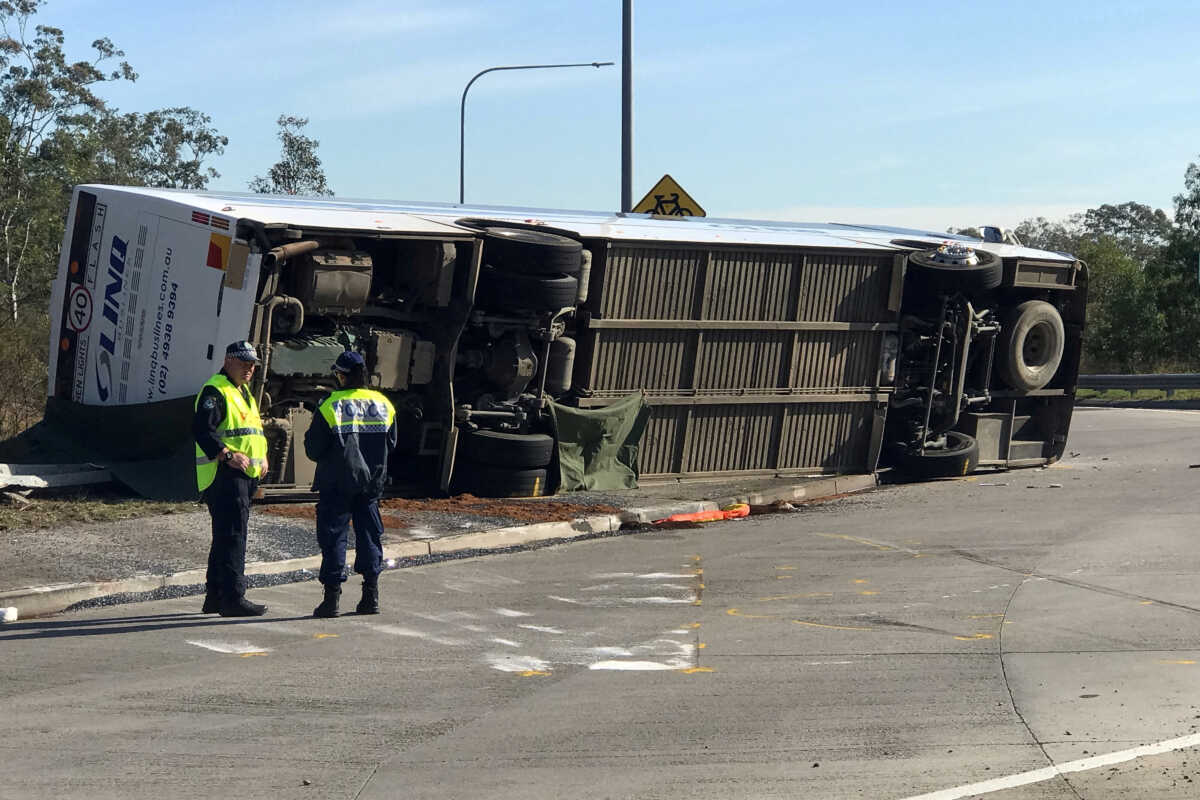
[201,591,220,614]
[313,585,341,618]
[219,595,267,617]
[356,579,379,615]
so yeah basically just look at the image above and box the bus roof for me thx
[78,185,1076,261]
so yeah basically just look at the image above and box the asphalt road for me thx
[3,407,1200,800]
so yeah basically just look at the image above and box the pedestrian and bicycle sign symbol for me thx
[633,174,705,217]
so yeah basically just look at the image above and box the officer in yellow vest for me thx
[192,341,270,617]
[303,350,398,618]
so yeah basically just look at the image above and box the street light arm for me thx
[459,61,615,204]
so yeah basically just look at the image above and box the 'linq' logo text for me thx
[94,235,127,401]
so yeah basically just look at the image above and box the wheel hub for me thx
[928,242,980,266]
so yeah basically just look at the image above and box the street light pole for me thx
[621,0,633,212]
[459,61,614,205]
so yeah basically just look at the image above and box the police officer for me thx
[304,350,398,618]
[193,340,270,617]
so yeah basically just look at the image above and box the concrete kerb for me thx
[0,473,877,621]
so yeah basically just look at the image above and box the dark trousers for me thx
[204,468,257,599]
[316,490,384,586]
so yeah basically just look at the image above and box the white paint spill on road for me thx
[186,640,270,655]
[897,731,1200,800]
[487,654,552,673]
[622,596,693,604]
[589,646,634,657]
[589,660,681,671]
[494,608,530,617]
[518,624,564,634]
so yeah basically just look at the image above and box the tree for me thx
[0,0,136,319]
[249,114,332,196]
[86,107,227,189]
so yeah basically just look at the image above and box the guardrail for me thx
[1078,374,1200,393]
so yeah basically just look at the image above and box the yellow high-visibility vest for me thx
[318,387,396,435]
[194,373,268,491]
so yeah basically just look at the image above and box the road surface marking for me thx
[313,633,338,639]
[896,731,1200,800]
[1158,659,1196,665]
[518,624,564,634]
[679,667,714,674]
[494,608,530,617]
[186,639,271,655]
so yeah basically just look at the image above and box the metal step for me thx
[1007,440,1046,461]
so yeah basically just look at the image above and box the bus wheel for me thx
[459,429,555,468]
[455,464,550,498]
[908,246,1002,294]
[999,300,1064,391]
[891,432,979,479]
[477,267,579,311]
[483,228,583,275]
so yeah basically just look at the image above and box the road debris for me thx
[653,503,749,526]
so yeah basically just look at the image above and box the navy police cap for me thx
[225,340,259,362]
[332,350,365,373]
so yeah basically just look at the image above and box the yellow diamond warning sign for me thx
[632,174,705,217]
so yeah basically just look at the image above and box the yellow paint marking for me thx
[692,568,704,575]
[964,476,978,482]
[727,607,777,620]
[792,619,873,631]
[812,532,893,551]
[1158,660,1196,665]
[954,633,994,641]
[239,652,268,658]
[679,667,714,674]
[692,599,702,606]
[776,575,795,580]
[853,579,869,584]
[697,583,706,589]
[697,643,707,649]
[313,633,339,639]
[1140,601,1155,605]
[1047,463,1074,470]
[912,554,929,558]
[776,566,796,570]
[859,591,879,596]
[520,669,552,676]
[755,593,832,601]
[684,622,701,629]
[691,555,702,561]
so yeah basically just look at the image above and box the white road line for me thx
[898,732,1200,800]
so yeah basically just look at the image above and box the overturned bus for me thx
[46,186,1086,499]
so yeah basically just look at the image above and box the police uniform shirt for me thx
[192,369,255,461]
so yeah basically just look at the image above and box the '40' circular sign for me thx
[67,284,93,332]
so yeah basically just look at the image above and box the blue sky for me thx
[46,0,1200,230]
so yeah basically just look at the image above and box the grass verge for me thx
[0,487,199,531]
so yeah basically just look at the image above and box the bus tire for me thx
[999,300,1065,391]
[908,248,1003,295]
[477,267,579,312]
[458,429,555,468]
[456,463,550,498]
[484,228,583,275]
[891,432,979,479]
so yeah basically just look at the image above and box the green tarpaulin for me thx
[549,392,650,491]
